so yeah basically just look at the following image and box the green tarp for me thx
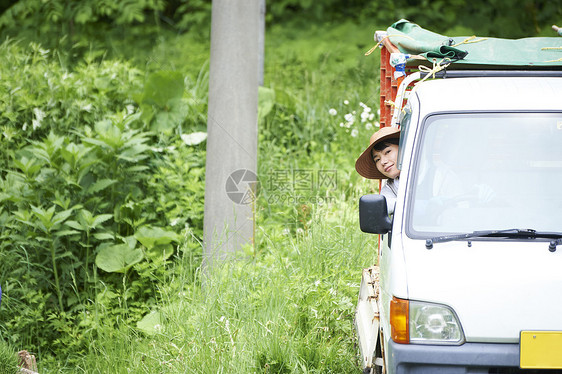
[387,20,562,68]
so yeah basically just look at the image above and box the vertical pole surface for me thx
[258,0,266,86]
[203,0,259,270]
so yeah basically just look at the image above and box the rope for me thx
[405,59,451,98]
[384,99,397,108]
[365,34,415,56]
[451,35,488,47]
[540,47,562,62]
[416,59,450,82]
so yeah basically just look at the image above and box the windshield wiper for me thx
[425,229,562,249]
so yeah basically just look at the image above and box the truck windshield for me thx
[409,112,562,236]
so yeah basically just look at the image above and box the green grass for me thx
[0,339,19,374]
[59,196,375,373]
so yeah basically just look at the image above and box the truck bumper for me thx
[387,340,520,374]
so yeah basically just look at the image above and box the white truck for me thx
[354,20,562,374]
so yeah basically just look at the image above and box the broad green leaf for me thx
[140,71,184,108]
[52,208,73,226]
[13,156,42,177]
[65,220,85,231]
[95,243,144,273]
[93,233,114,241]
[146,243,174,261]
[134,226,180,250]
[123,235,137,249]
[137,310,162,335]
[151,99,188,134]
[31,205,56,231]
[92,214,113,228]
[54,229,80,237]
[86,179,117,195]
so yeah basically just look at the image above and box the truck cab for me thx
[354,21,562,374]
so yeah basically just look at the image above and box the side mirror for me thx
[359,194,392,234]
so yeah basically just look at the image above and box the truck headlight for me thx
[409,301,465,344]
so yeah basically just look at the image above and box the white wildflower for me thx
[351,129,359,137]
[328,108,337,116]
[377,109,381,116]
[360,111,370,122]
[81,103,93,112]
[375,121,380,128]
[314,280,320,287]
[339,122,344,128]
[181,132,207,146]
[32,108,46,130]
[343,100,349,105]
[365,123,373,130]
[344,113,354,123]
[369,113,375,121]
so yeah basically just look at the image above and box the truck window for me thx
[408,112,562,237]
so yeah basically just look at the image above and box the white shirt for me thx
[381,178,399,215]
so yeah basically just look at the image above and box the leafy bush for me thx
[0,39,206,358]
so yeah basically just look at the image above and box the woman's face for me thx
[372,144,400,179]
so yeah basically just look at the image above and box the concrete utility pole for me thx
[258,0,266,86]
[203,0,260,270]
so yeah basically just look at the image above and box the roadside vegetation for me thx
[0,0,559,372]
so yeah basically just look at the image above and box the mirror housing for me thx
[359,194,392,234]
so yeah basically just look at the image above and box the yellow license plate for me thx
[521,331,562,369]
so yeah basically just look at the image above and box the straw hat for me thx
[355,126,401,179]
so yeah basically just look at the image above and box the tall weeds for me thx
[74,197,375,373]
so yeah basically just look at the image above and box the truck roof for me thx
[412,76,562,113]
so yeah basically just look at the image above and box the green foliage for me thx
[171,0,212,34]
[135,70,188,134]
[0,39,205,359]
[0,0,166,29]
[266,0,561,38]
[0,339,18,374]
